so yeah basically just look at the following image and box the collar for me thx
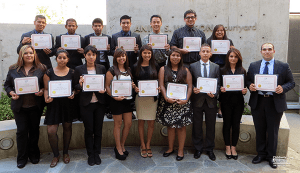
[184,25,195,31]
[93,33,103,36]
[34,29,44,34]
[200,59,210,65]
[66,32,77,35]
[150,31,163,35]
[262,57,275,65]
[121,30,131,36]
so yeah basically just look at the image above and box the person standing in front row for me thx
[17,15,54,69]
[246,43,295,169]
[170,9,206,68]
[189,43,220,161]
[142,15,170,68]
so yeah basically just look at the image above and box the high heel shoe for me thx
[114,147,126,160]
[232,154,238,160]
[225,153,232,159]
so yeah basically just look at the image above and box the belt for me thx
[259,94,273,98]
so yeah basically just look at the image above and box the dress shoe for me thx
[176,155,184,161]
[30,158,40,164]
[252,155,266,164]
[194,150,202,159]
[17,161,27,169]
[268,159,277,169]
[50,155,60,168]
[207,151,216,161]
[232,154,238,160]
[123,150,129,156]
[114,147,126,160]
[63,154,70,164]
[163,150,174,157]
[88,154,95,166]
[217,113,223,118]
[94,154,101,165]
[225,153,232,159]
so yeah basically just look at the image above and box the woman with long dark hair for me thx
[156,48,193,161]
[219,48,247,160]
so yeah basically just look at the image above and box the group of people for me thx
[4,9,294,170]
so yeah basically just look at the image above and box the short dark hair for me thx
[84,45,97,55]
[120,15,131,23]
[201,43,211,49]
[66,18,77,26]
[184,9,197,18]
[150,15,162,23]
[92,18,103,25]
[261,43,275,50]
[35,15,46,22]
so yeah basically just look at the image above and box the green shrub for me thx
[0,92,14,121]
[243,102,251,115]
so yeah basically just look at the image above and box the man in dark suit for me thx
[189,43,220,161]
[246,43,295,169]
[17,15,54,69]
[111,15,142,70]
[84,18,112,71]
[53,18,85,69]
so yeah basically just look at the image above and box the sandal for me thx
[63,154,70,164]
[140,147,147,158]
[146,149,153,157]
[50,155,60,168]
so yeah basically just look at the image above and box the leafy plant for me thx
[0,92,14,121]
[243,102,251,115]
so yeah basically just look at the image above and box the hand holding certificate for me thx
[90,37,108,51]
[197,77,217,94]
[111,80,132,97]
[118,37,136,51]
[149,34,167,49]
[138,80,158,97]
[83,75,105,92]
[61,35,81,50]
[31,34,52,49]
[211,40,230,54]
[14,77,39,95]
[222,75,244,91]
[48,80,72,98]
[255,74,277,92]
[166,83,187,100]
[183,37,202,52]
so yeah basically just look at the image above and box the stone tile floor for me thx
[0,146,299,173]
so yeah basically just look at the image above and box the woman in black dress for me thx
[219,48,247,160]
[74,46,106,166]
[105,48,134,160]
[43,50,76,167]
[156,48,193,161]
[4,45,46,168]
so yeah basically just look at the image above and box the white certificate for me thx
[166,83,188,100]
[222,75,244,91]
[211,40,230,54]
[183,37,202,52]
[111,80,132,97]
[118,37,136,51]
[197,77,218,94]
[31,34,52,49]
[255,74,277,92]
[14,77,39,95]
[90,36,108,51]
[138,80,158,97]
[149,34,167,49]
[61,35,81,50]
[83,74,105,92]
[48,80,72,98]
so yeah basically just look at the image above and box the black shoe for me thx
[132,113,136,120]
[123,150,129,156]
[176,155,184,161]
[207,151,216,161]
[17,161,27,169]
[268,159,277,169]
[88,154,95,166]
[232,154,238,160]
[194,150,202,159]
[114,147,126,160]
[225,153,232,159]
[29,158,40,164]
[94,154,101,165]
[163,150,174,157]
[217,113,223,118]
[105,112,113,119]
[252,155,266,164]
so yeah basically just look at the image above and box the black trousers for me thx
[192,101,217,151]
[13,106,42,164]
[251,95,283,160]
[221,102,243,146]
[80,102,105,156]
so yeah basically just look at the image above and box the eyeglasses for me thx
[185,16,196,20]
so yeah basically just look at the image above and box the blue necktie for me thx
[262,62,269,94]
[203,64,207,77]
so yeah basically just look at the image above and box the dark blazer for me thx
[246,60,295,113]
[53,33,85,69]
[17,30,54,69]
[74,64,106,106]
[4,67,46,112]
[189,60,220,108]
[84,33,112,69]
[111,31,142,68]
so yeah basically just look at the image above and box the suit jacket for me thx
[246,60,295,113]
[84,33,112,68]
[189,60,221,108]
[74,64,106,106]
[53,33,85,69]
[111,31,142,68]
[17,30,54,69]
[4,67,46,112]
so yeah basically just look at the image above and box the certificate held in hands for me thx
[148,34,167,49]
[14,77,39,95]
[118,37,136,51]
[83,74,105,92]
[48,80,72,98]
[61,35,81,50]
[197,77,218,94]
[222,75,244,91]
[255,74,277,92]
[111,80,132,97]
[31,34,52,49]
[90,36,108,51]
[166,83,188,100]
[138,80,158,97]
[211,40,230,54]
[183,37,202,52]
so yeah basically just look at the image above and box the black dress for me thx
[44,68,78,125]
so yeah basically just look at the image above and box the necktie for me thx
[262,62,269,94]
[203,63,207,77]
[189,28,194,37]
